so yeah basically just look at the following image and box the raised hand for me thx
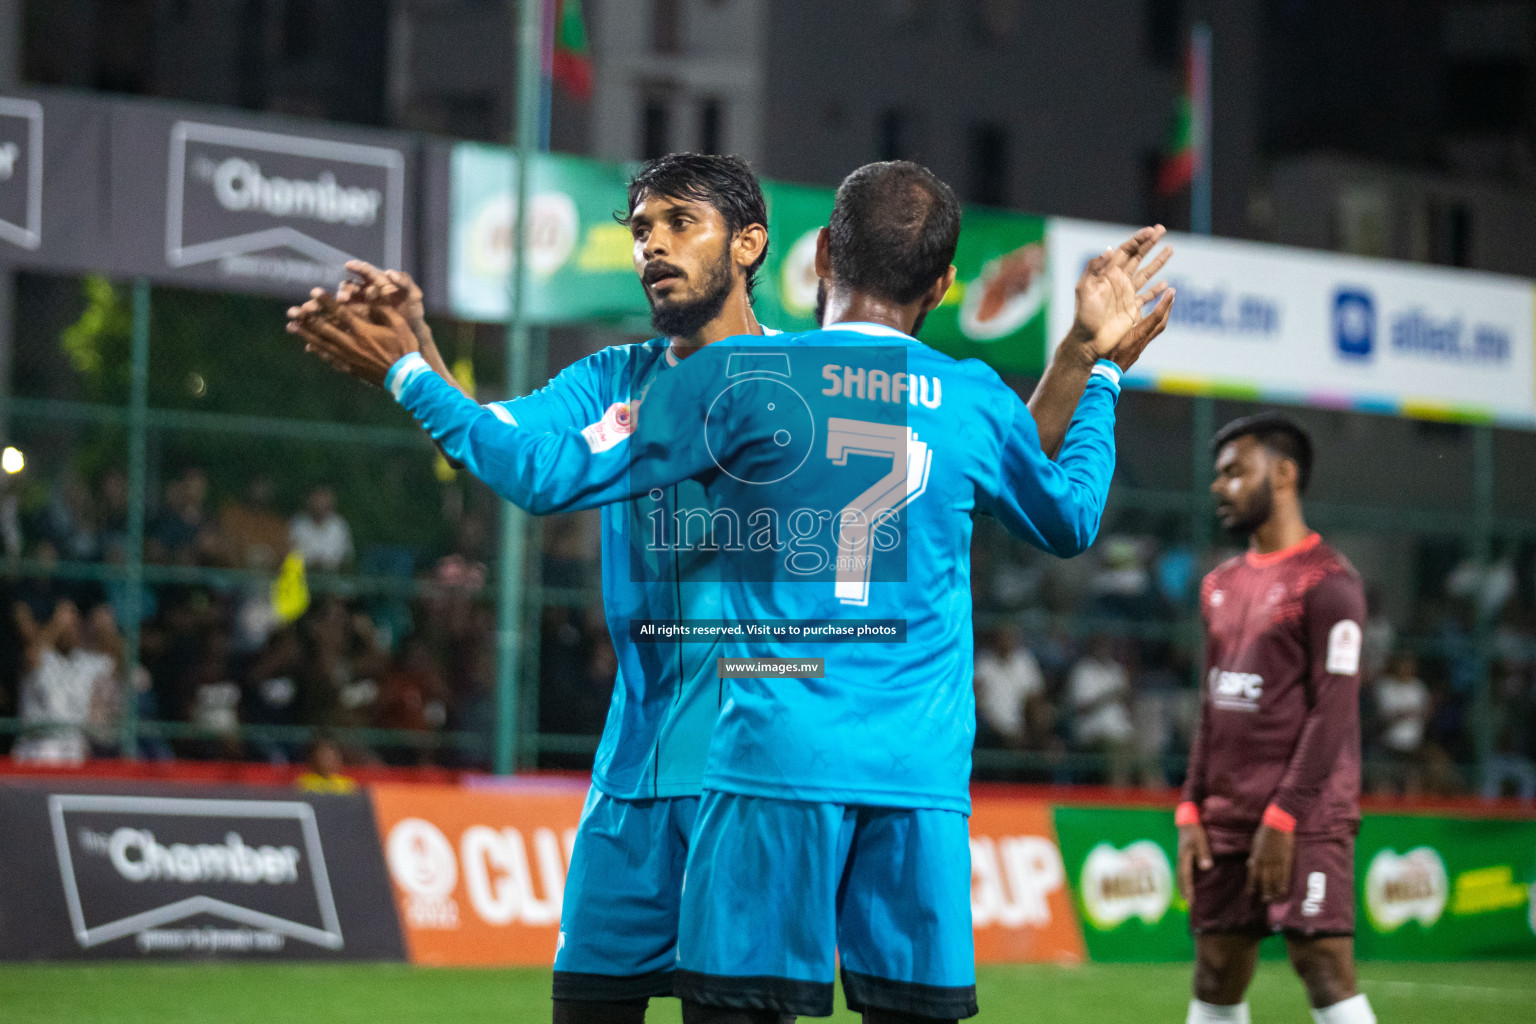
[343,260,427,339]
[287,295,420,389]
[1070,225,1175,373]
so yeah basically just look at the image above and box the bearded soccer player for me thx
[297,160,1176,1023]
[294,153,777,1022]
[1178,413,1374,1024]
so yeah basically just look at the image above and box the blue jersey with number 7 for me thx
[389,321,1120,812]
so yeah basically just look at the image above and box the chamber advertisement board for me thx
[0,782,405,961]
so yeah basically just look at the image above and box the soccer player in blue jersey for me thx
[296,162,1173,1023]
[294,153,782,1023]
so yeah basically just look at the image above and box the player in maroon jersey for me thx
[1177,413,1377,1024]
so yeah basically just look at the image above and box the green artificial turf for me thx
[0,960,1532,1023]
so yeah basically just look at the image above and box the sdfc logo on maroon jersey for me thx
[1208,668,1264,712]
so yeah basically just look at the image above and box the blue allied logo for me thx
[1333,289,1375,360]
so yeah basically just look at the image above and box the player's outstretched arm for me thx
[978,368,1117,558]
[290,277,609,435]
[293,307,721,514]
[1029,226,1174,459]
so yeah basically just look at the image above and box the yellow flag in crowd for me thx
[272,550,310,623]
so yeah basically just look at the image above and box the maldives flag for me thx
[552,0,593,101]
[1156,43,1198,197]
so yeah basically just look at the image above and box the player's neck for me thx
[670,284,762,358]
[821,286,921,336]
[1250,508,1312,556]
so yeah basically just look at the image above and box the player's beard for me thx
[1222,478,1275,539]
[815,278,929,335]
[648,242,735,340]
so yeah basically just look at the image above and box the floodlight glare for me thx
[1,446,22,474]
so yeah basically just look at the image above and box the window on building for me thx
[967,123,1009,207]
[642,96,671,160]
[700,98,724,154]
[653,0,683,55]
[878,108,907,162]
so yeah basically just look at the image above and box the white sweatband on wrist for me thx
[1090,359,1122,391]
[386,352,431,401]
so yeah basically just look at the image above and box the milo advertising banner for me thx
[1053,806,1190,962]
[1356,814,1536,959]
[753,185,1048,373]
[448,144,639,325]
[443,144,1049,373]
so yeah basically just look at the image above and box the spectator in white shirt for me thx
[1067,635,1135,785]
[974,626,1045,748]
[1373,652,1431,794]
[12,599,118,765]
[289,485,353,571]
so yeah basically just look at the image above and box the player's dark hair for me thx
[827,160,961,305]
[618,153,769,301]
[1212,412,1315,493]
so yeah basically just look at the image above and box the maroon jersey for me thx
[1182,533,1365,853]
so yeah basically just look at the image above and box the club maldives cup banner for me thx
[444,144,1049,372]
[368,784,1087,967]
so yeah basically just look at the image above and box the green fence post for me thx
[119,279,150,758]
[1470,424,1496,787]
[493,0,546,776]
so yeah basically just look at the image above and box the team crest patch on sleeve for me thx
[581,401,634,453]
[1326,619,1362,675]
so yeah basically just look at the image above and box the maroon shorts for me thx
[1189,835,1355,937]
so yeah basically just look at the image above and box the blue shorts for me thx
[675,791,978,1018]
[553,788,700,1002]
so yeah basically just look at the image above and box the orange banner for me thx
[369,782,587,966]
[969,797,1086,964]
[370,784,1083,966]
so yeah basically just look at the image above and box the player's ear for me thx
[733,222,768,270]
[813,227,832,279]
[921,265,958,312]
[1272,453,1300,494]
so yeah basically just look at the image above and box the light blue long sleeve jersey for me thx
[389,322,1122,813]
[471,337,742,800]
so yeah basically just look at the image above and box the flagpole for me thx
[1190,21,1212,236]
[494,0,545,776]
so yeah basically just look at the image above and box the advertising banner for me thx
[1047,218,1536,426]
[1355,813,1536,960]
[369,782,586,966]
[109,100,415,298]
[442,144,1048,372]
[1052,805,1190,963]
[0,90,112,273]
[0,782,405,961]
[969,797,1085,963]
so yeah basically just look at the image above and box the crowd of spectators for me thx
[3,464,1535,798]
[968,519,1536,797]
[0,464,615,770]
